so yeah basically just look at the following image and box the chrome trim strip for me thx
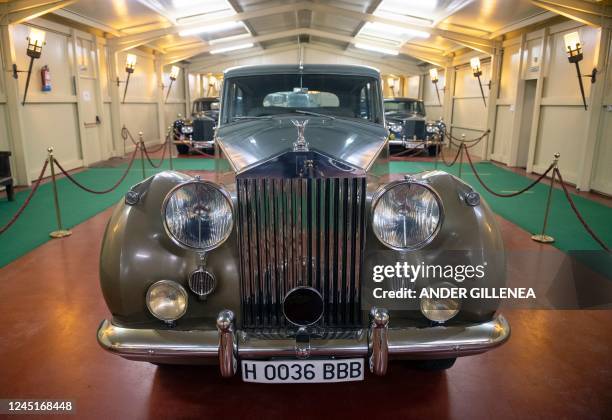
[97,315,510,362]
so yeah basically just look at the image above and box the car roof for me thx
[224,64,381,79]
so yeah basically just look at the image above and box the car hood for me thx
[216,116,387,173]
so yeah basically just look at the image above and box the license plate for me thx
[241,359,364,383]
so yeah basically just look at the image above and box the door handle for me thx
[84,116,101,128]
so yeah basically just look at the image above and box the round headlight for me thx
[420,295,460,323]
[163,180,233,251]
[389,122,402,133]
[372,181,442,250]
[146,280,188,322]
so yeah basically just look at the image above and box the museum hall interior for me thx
[0,0,611,418]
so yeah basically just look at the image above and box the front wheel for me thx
[408,358,456,371]
[427,145,439,156]
[176,144,189,155]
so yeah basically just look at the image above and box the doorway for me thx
[517,79,537,168]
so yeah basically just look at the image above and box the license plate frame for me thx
[241,358,365,384]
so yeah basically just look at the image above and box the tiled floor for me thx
[1,185,611,418]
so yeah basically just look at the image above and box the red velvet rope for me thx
[0,160,49,235]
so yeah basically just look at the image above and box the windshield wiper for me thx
[294,110,336,120]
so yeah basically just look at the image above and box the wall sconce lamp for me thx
[165,65,181,102]
[116,53,137,103]
[470,57,490,107]
[12,28,46,106]
[429,68,446,106]
[564,31,597,111]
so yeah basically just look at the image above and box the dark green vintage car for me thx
[97,64,509,383]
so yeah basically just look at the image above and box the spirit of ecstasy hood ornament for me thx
[291,119,309,152]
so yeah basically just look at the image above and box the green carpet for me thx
[390,160,612,278]
[1,157,610,271]
[0,158,215,268]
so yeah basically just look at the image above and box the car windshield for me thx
[384,100,425,116]
[221,73,383,125]
[193,100,219,113]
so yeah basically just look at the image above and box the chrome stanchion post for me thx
[47,147,72,239]
[458,135,465,178]
[434,135,440,170]
[138,131,145,179]
[168,126,174,170]
[122,124,126,157]
[531,152,560,244]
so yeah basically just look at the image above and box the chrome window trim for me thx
[370,179,444,251]
[161,179,234,252]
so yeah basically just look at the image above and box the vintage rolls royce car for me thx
[173,97,219,155]
[98,64,510,383]
[385,97,446,156]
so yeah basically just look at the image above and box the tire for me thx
[427,145,439,156]
[409,358,456,371]
[176,144,189,155]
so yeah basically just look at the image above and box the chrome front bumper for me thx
[97,311,510,377]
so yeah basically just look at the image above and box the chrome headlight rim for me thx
[419,282,461,323]
[146,279,188,322]
[371,180,444,251]
[161,179,234,252]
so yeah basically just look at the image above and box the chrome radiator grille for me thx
[236,177,366,329]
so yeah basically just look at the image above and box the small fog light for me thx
[420,295,460,323]
[146,280,188,322]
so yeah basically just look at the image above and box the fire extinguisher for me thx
[41,65,51,92]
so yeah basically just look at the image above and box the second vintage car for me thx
[98,64,510,383]
[385,97,446,156]
[173,97,219,155]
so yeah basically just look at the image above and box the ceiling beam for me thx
[400,45,449,67]
[169,27,448,66]
[308,3,496,54]
[531,0,612,27]
[106,1,495,55]
[109,2,306,52]
[187,41,422,75]
[187,43,300,71]
[1,0,76,24]
[536,0,612,18]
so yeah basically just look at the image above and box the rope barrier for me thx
[444,128,490,144]
[53,146,139,194]
[0,160,49,235]
[121,126,139,146]
[554,168,610,252]
[439,143,464,167]
[142,133,170,168]
[464,145,556,197]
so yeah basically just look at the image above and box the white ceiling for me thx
[59,0,567,65]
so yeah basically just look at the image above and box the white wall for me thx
[422,20,611,194]
[423,69,444,121]
[0,16,189,184]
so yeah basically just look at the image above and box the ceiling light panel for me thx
[360,22,431,43]
[166,0,236,22]
[209,42,254,54]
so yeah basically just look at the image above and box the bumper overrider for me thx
[97,309,510,377]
